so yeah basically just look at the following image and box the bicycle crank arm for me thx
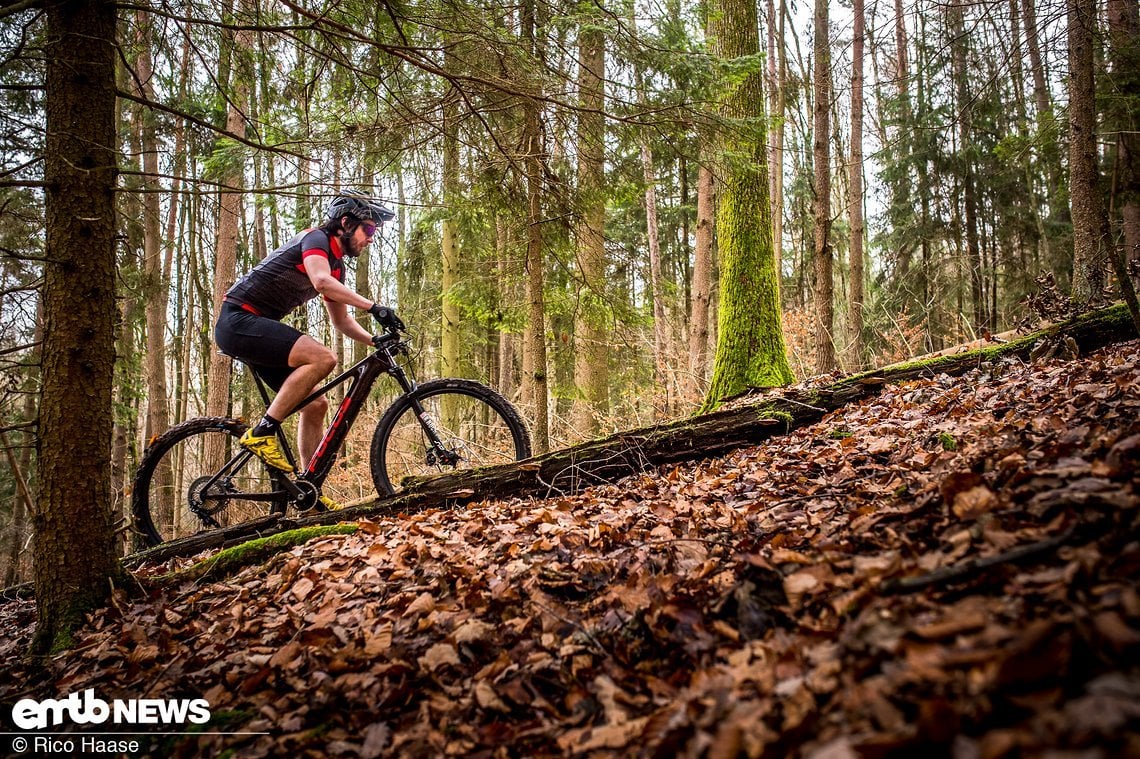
[282,475,320,511]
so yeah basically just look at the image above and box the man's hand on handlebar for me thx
[368,303,406,333]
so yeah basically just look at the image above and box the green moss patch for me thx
[159,524,358,585]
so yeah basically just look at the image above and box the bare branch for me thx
[0,0,41,22]
[114,88,312,161]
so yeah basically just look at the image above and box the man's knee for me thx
[292,338,337,376]
[303,395,330,417]
[316,349,337,376]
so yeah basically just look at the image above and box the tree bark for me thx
[951,2,984,331]
[204,15,254,467]
[33,0,122,654]
[642,141,670,419]
[1106,0,1140,289]
[441,67,461,381]
[1068,0,1109,307]
[496,216,517,398]
[128,13,175,537]
[812,0,836,371]
[571,18,609,435]
[353,173,374,367]
[702,0,794,409]
[4,320,39,586]
[848,0,866,369]
[687,159,714,403]
[890,0,916,286]
[766,0,785,284]
[521,0,549,453]
[1022,0,1066,229]
[1,432,35,584]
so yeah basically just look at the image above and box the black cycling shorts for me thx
[214,301,303,390]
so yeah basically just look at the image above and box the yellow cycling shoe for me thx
[239,429,294,472]
[318,494,342,511]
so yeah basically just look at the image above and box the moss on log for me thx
[145,525,358,585]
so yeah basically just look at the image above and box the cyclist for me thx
[214,189,405,496]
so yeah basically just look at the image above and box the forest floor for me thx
[1,340,1138,758]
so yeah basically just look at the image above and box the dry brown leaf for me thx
[418,642,460,671]
[952,485,999,519]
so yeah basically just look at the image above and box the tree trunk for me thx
[354,173,374,367]
[891,0,916,286]
[111,278,139,551]
[1009,0,1051,291]
[571,20,609,435]
[1068,0,1109,307]
[950,2,984,332]
[766,0,785,283]
[5,310,40,586]
[130,13,175,535]
[521,0,549,453]
[496,216,517,398]
[441,73,461,380]
[1022,0,1066,229]
[848,0,866,369]
[812,0,836,372]
[915,15,938,351]
[642,141,670,419]
[204,13,254,468]
[1,432,35,585]
[33,0,122,654]
[702,0,794,410]
[687,159,714,404]
[1106,0,1140,290]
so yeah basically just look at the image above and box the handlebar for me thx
[371,329,407,354]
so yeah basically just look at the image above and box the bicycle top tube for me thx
[229,327,408,416]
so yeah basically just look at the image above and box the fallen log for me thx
[128,303,1138,566]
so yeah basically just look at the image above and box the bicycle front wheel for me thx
[131,417,288,547]
[370,378,531,496]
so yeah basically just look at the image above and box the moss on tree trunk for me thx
[702,0,794,412]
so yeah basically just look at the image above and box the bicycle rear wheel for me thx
[131,417,288,547]
[370,378,531,495]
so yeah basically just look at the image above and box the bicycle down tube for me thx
[289,333,452,488]
[300,348,397,485]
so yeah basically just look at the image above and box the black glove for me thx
[371,334,387,348]
[368,304,405,332]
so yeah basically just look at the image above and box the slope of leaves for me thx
[2,342,1138,758]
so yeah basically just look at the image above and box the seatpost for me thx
[249,366,273,407]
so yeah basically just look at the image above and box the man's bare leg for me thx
[297,400,330,469]
[259,336,336,469]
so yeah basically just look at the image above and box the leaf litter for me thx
[1,341,1138,757]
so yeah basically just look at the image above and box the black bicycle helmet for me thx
[325,188,395,223]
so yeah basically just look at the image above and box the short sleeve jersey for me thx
[225,229,345,321]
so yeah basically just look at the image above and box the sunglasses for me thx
[360,221,378,237]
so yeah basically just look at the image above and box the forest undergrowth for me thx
[1,340,1138,757]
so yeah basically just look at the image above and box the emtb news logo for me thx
[11,689,210,729]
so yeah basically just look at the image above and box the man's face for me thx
[344,217,378,257]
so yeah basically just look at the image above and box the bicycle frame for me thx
[267,332,418,488]
[197,332,435,514]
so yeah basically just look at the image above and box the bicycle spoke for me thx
[371,379,530,494]
[134,420,287,545]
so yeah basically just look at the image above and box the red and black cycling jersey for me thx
[224,229,345,321]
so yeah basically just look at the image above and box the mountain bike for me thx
[131,328,531,547]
